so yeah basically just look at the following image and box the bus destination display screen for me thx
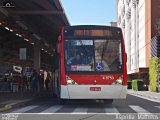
[74,30,113,37]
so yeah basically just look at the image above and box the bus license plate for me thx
[90,87,101,91]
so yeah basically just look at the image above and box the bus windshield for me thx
[65,39,122,72]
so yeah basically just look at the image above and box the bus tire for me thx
[104,99,113,104]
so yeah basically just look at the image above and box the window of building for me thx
[126,0,131,6]
[118,16,121,25]
[126,8,131,20]
[131,58,133,65]
[121,5,125,17]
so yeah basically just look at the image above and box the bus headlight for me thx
[66,79,78,85]
[67,80,72,84]
[112,76,123,85]
[66,76,78,85]
[116,79,122,84]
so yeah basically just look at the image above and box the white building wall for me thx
[117,0,146,74]
[138,0,146,67]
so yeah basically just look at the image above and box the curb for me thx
[0,99,33,112]
[136,93,160,101]
[0,105,12,112]
[128,91,160,101]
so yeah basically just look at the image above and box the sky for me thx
[60,0,116,26]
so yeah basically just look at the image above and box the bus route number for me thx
[102,75,114,80]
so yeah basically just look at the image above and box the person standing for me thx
[39,73,44,92]
[31,70,39,95]
[45,73,50,91]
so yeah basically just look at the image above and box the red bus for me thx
[54,25,127,104]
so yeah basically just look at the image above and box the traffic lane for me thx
[2,114,160,120]
[23,99,107,113]
[114,94,160,113]
[3,94,160,113]
[6,114,116,120]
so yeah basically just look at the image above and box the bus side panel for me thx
[61,85,70,99]
[60,27,67,86]
[119,86,127,98]
[121,28,128,86]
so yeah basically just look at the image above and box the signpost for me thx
[19,48,26,60]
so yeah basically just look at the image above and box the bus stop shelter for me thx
[0,0,69,72]
[0,0,69,92]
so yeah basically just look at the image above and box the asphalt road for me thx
[1,94,160,120]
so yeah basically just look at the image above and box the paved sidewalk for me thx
[128,89,160,102]
[0,92,43,112]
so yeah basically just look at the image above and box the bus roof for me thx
[64,25,121,31]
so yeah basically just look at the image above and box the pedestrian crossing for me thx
[5,105,160,114]
[155,106,160,109]
[71,106,88,114]
[129,105,150,113]
[104,107,119,113]
[11,106,38,113]
[41,105,63,113]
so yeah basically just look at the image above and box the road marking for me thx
[41,105,63,113]
[11,106,38,113]
[71,107,88,114]
[128,93,160,103]
[129,105,150,113]
[104,107,119,113]
[155,106,160,109]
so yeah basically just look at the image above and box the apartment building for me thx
[116,0,160,81]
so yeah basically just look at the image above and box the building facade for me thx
[116,0,160,80]
[110,22,117,27]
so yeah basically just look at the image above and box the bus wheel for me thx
[103,99,113,104]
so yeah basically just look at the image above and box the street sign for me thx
[19,48,26,60]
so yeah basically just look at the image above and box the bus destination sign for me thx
[74,30,113,37]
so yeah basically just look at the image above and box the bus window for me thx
[65,40,95,71]
[94,40,122,71]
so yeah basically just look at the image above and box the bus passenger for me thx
[67,54,82,65]
[104,48,120,71]
[72,54,82,65]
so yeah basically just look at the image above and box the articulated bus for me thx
[54,25,127,104]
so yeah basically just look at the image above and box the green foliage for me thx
[149,57,160,92]
[132,80,137,91]
[132,79,144,91]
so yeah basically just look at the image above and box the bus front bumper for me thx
[60,85,127,99]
